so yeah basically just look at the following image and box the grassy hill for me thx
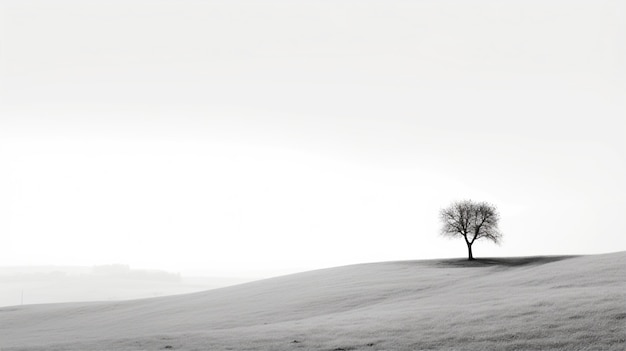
[1,252,624,350]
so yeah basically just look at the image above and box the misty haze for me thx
[0,0,624,350]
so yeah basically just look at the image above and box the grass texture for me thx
[0,252,624,350]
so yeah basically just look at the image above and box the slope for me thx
[0,252,624,351]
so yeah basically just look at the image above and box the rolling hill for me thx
[1,252,624,350]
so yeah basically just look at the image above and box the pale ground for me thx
[0,252,624,350]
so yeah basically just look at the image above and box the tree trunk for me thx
[466,241,474,260]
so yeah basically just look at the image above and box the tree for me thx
[439,200,502,260]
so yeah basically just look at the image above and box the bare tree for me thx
[439,200,502,260]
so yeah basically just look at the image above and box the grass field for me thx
[1,252,624,350]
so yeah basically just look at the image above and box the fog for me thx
[1,0,624,281]
[0,265,251,307]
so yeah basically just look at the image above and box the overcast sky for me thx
[1,0,624,277]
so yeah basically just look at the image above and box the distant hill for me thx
[0,265,251,307]
[0,252,624,351]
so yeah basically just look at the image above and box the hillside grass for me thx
[1,252,624,351]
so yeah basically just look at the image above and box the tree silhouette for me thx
[439,200,502,260]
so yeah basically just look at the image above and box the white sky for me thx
[1,0,625,277]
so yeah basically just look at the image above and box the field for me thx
[0,252,624,350]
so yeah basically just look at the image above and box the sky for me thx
[1,0,625,278]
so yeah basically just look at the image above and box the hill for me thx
[0,252,624,350]
[0,266,250,307]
